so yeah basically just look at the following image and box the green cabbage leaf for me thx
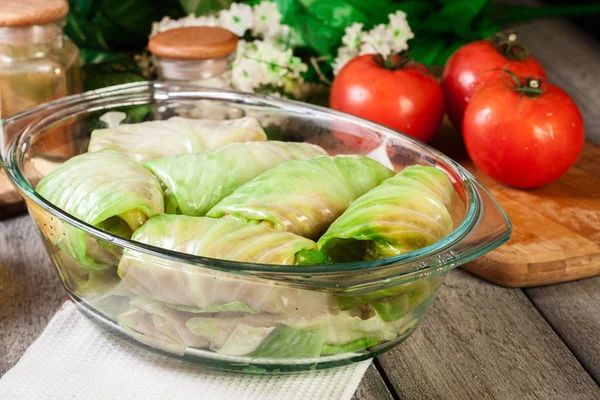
[144,141,327,216]
[35,150,164,270]
[318,165,454,262]
[207,155,394,239]
[88,116,267,163]
[117,214,335,313]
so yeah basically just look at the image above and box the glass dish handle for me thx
[449,180,512,267]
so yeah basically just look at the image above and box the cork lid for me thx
[0,0,69,27]
[149,27,239,61]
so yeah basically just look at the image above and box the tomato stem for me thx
[501,69,546,98]
[372,52,413,71]
[490,31,531,61]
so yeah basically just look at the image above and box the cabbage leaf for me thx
[318,165,454,262]
[207,156,394,239]
[118,214,335,313]
[117,296,210,356]
[88,116,267,163]
[144,141,327,216]
[35,150,164,270]
[186,309,420,357]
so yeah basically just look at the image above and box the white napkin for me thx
[0,301,371,400]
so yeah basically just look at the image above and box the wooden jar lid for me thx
[0,0,69,27]
[148,27,239,61]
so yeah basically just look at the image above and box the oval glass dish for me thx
[1,82,511,374]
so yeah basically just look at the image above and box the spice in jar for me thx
[0,0,82,117]
[0,0,82,216]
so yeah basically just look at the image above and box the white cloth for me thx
[0,301,371,399]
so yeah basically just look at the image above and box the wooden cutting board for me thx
[432,125,600,288]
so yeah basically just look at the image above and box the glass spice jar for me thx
[149,26,238,89]
[0,0,82,217]
[148,26,244,120]
[0,0,82,116]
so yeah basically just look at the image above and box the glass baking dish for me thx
[0,82,511,373]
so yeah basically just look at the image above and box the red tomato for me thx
[463,77,584,189]
[442,34,547,132]
[330,54,444,144]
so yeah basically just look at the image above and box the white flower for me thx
[263,24,293,49]
[360,24,392,57]
[231,39,308,96]
[388,10,408,27]
[231,57,265,92]
[151,14,219,36]
[331,11,414,71]
[387,11,414,53]
[255,41,306,83]
[218,3,254,36]
[341,23,364,49]
[252,1,282,37]
[187,15,218,27]
[333,46,359,75]
[151,16,182,36]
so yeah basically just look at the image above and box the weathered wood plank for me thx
[0,215,66,375]
[377,270,600,400]
[352,364,395,400]
[505,1,600,385]
[525,277,600,384]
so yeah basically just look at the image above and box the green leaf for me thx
[294,250,332,265]
[347,0,392,15]
[250,325,325,359]
[308,0,367,30]
[432,39,468,66]
[371,288,432,322]
[180,0,232,16]
[276,0,300,23]
[93,12,147,50]
[298,0,318,7]
[82,58,145,91]
[422,0,489,38]
[407,36,447,65]
[83,57,141,75]
[79,48,125,65]
[66,0,183,52]
[336,278,436,312]
[100,0,180,40]
[123,105,152,124]
[69,0,97,16]
[295,14,342,56]
[472,11,501,40]
[321,338,378,355]
[84,72,145,91]
[366,1,435,29]
[64,11,110,50]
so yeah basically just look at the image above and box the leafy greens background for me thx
[64,0,600,91]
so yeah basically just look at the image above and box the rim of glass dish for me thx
[2,81,481,277]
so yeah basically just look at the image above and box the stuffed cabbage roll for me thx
[118,214,334,313]
[117,296,416,358]
[117,297,210,356]
[35,150,164,270]
[185,307,420,358]
[207,156,395,239]
[144,141,327,216]
[88,116,267,163]
[318,165,454,262]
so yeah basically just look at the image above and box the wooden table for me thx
[2,12,600,400]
